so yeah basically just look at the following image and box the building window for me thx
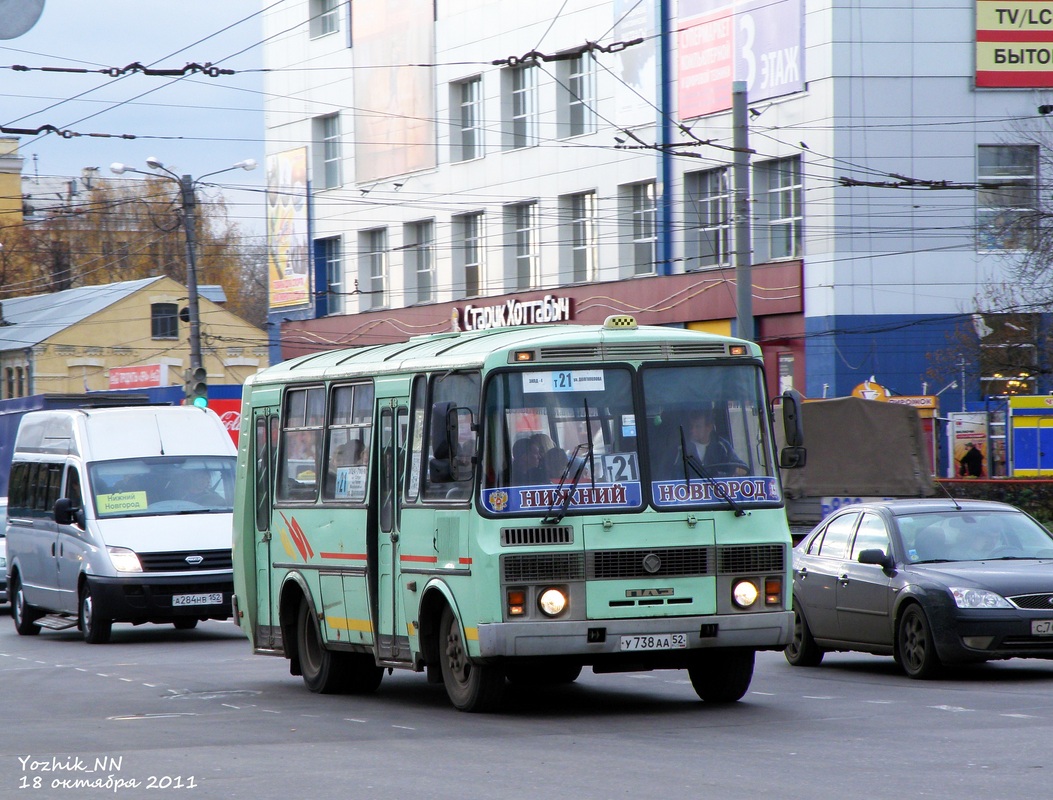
[320,237,343,315]
[565,191,597,283]
[685,168,730,269]
[310,0,340,38]
[151,302,178,339]
[361,229,388,310]
[754,156,802,261]
[315,114,342,189]
[978,145,1038,251]
[453,212,483,297]
[559,53,596,138]
[5,367,13,399]
[451,77,482,162]
[507,202,539,289]
[630,181,657,275]
[405,220,435,304]
[504,64,538,150]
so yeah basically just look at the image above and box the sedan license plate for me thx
[1032,620,1053,636]
[173,592,223,607]
[619,633,688,652]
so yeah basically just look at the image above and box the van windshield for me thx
[88,456,236,517]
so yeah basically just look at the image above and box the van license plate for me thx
[173,593,223,606]
[619,633,688,651]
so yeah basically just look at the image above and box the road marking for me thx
[929,705,970,712]
[392,725,415,730]
[802,695,837,700]
[344,718,367,723]
[1001,713,1033,718]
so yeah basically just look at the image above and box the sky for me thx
[1,0,267,240]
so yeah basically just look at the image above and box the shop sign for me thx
[108,364,165,389]
[455,295,573,332]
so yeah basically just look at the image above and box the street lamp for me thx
[109,157,256,405]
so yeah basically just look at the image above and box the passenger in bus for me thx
[668,409,747,478]
[544,447,570,482]
[511,436,545,484]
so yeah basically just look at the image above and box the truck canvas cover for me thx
[780,396,934,498]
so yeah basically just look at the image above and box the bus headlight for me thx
[107,546,143,573]
[538,587,568,617]
[732,580,759,609]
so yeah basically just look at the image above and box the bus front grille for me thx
[718,544,785,574]
[502,552,585,582]
[587,547,710,579]
[501,526,574,546]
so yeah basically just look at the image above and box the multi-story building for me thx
[263,0,1050,407]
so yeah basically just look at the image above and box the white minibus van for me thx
[6,405,236,643]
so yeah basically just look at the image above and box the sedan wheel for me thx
[896,604,941,679]
[785,601,824,667]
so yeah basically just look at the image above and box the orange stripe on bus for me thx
[400,554,439,563]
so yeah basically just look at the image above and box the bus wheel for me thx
[344,654,384,695]
[296,598,343,694]
[687,649,755,704]
[80,582,112,644]
[438,605,504,712]
[11,574,42,636]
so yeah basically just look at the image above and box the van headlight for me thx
[107,546,143,573]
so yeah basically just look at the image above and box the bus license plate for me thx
[173,593,224,606]
[1032,620,1053,636]
[619,633,688,651]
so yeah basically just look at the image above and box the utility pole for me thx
[177,174,202,375]
[732,81,753,342]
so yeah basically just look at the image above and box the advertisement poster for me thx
[948,411,988,478]
[678,0,804,119]
[266,147,310,309]
[353,0,436,182]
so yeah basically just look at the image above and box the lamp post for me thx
[109,157,256,402]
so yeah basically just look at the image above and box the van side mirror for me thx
[54,497,83,528]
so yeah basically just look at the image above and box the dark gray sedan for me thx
[786,498,1053,678]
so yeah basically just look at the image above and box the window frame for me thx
[150,302,179,340]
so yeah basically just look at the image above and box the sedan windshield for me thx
[88,456,236,517]
[897,510,1053,562]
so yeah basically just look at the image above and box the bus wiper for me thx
[542,442,591,525]
[677,426,746,517]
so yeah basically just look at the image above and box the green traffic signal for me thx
[186,366,208,407]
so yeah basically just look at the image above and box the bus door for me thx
[253,410,280,648]
[376,402,411,661]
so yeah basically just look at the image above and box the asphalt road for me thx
[2,614,1053,799]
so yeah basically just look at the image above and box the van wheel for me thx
[80,582,112,644]
[11,574,42,636]
[438,605,504,712]
[173,619,198,630]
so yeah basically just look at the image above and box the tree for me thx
[0,175,265,326]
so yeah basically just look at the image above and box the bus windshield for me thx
[641,363,778,509]
[480,362,779,515]
[88,456,237,517]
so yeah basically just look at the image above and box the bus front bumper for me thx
[476,611,793,658]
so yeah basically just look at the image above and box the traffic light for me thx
[185,366,208,408]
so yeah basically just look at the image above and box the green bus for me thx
[231,315,805,711]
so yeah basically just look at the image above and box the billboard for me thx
[352,0,436,183]
[266,147,311,309]
[679,0,804,119]
[977,0,1053,87]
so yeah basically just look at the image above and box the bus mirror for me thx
[781,390,805,447]
[780,446,807,469]
[450,407,476,482]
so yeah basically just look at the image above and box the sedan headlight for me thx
[107,546,143,573]
[950,587,1012,609]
